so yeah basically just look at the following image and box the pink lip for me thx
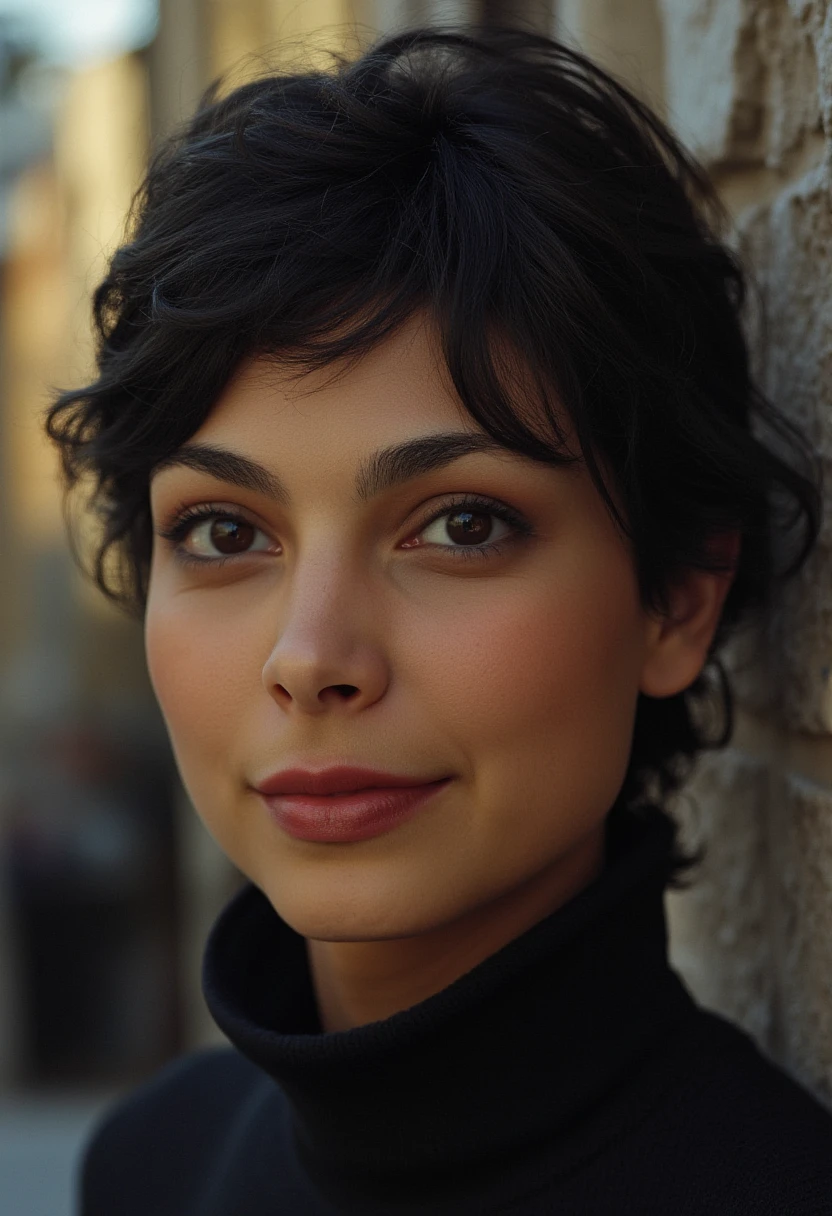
[255,766,444,797]
[254,767,452,843]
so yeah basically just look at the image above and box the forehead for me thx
[196,311,580,461]
[201,314,472,444]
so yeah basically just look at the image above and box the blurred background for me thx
[0,5,581,1212]
[1,1,830,1214]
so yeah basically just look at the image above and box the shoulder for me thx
[86,1045,265,1147]
[635,1009,832,1213]
[693,1011,832,1137]
[78,1046,276,1215]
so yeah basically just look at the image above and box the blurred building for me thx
[0,5,179,1095]
[0,0,829,1176]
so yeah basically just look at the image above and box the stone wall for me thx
[556,0,832,1109]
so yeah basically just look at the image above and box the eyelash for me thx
[156,494,534,569]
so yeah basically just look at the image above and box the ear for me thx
[639,531,741,699]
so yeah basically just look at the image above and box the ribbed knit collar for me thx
[202,807,697,1212]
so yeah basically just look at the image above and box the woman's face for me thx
[145,315,688,942]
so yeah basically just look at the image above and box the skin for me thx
[146,313,738,1033]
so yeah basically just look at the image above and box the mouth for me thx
[255,773,453,843]
[254,765,450,798]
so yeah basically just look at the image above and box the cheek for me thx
[410,554,644,796]
[144,588,255,773]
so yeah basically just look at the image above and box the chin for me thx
[258,872,452,943]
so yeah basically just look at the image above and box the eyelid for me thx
[409,492,532,539]
[156,499,271,539]
[155,501,278,564]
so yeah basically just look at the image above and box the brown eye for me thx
[417,507,512,550]
[176,512,276,561]
[444,511,494,545]
[210,518,256,554]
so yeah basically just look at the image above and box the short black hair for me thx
[45,24,822,870]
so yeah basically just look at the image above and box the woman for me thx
[49,24,832,1215]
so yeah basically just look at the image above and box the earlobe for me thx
[638,531,740,699]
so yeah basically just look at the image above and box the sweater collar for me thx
[202,806,695,1206]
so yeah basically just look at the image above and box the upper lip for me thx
[255,766,446,797]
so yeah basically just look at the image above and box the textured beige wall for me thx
[651,0,832,1110]
[559,0,831,1114]
[558,0,832,1112]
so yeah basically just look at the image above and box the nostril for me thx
[331,684,359,699]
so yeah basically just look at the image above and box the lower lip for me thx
[259,779,452,843]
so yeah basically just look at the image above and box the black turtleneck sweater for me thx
[79,809,832,1214]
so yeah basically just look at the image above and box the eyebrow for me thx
[150,431,511,505]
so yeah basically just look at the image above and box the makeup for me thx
[255,768,453,843]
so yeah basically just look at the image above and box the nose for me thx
[260,558,389,715]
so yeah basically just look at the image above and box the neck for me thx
[305,823,606,1031]
[202,804,694,1209]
